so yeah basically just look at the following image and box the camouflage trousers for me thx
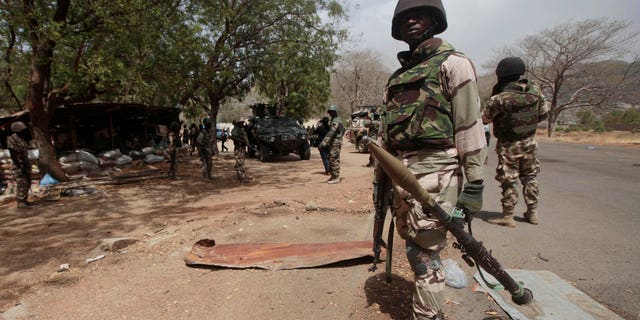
[495,138,540,213]
[234,144,247,181]
[15,174,30,203]
[200,149,213,179]
[328,142,341,179]
[391,150,463,319]
[168,150,177,178]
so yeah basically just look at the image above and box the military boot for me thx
[488,211,516,227]
[17,201,31,210]
[327,176,341,184]
[524,210,539,225]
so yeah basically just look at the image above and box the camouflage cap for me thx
[10,121,27,133]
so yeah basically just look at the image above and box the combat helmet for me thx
[392,0,447,40]
[10,121,27,133]
[496,57,526,78]
[327,105,339,113]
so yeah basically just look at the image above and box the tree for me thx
[330,49,389,114]
[513,18,638,137]
[0,1,195,180]
[176,0,346,154]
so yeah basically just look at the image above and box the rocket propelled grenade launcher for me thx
[367,141,533,306]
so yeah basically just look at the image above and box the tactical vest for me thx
[383,50,454,150]
[492,81,542,141]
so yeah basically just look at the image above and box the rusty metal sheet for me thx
[184,238,383,270]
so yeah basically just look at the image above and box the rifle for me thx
[368,169,394,283]
[367,141,533,306]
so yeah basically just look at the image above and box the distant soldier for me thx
[181,124,189,146]
[7,121,32,209]
[483,57,548,227]
[231,119,251,183]
[188,123,199,156]
[363,109,381,167]
[319,105,345,184]
[167,122,180,179]
[196,118,214,179]
[220,128,229,152]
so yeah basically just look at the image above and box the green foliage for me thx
[576,110,598,127]
[622,108,640,124]
[0,0,346,116]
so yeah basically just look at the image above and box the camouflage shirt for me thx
[196,128,214,153]
[231,126,249,146]
[382,38,487,182]
[321,116,345,146]
[483,79,548,142]
[7,133,31,177]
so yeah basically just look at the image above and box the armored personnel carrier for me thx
[246,104,310,162]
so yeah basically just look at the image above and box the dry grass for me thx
[536,130,640,148]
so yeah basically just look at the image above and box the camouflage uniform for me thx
[380,37,487,320]
[196,127,214,179]
[364,113,380,167]
[7,132,31,207]
[167,130,179,178]
[483,79,547,224]
[231,122,250,182]
[320,111,345,183]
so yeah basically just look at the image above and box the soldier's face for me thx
[398,9,433,45]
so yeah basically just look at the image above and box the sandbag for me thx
[59,153,79,163]
[144,154,164,163]
[115,155,133,166]
[77,150,99,164]
[99,149,122,160]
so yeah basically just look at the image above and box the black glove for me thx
[456,181,484,214]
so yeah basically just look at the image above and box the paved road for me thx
[474,140,640,319]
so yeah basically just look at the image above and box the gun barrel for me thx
[367,141,533,305]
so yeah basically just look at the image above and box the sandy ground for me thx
[0,141,517,320]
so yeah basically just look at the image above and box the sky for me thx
[342,0,640,74]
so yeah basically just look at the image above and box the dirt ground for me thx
[0,141,518,320]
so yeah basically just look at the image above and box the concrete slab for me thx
[474,269,624,320]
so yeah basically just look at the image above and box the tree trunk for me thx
[27,73,69,182]
[547,112,556,138]
[206,90,221,156]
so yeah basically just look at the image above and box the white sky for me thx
[342,0,640,74]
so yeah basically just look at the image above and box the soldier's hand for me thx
[456,181,484,214]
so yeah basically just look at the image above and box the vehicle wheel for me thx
[356,138,368,153]
[299,143,311,160]
[258,145,269,162]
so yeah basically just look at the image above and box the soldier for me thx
[196,118,214,179]
[188,123,199,156]
[364,109,380,167]
[377,1,488,319]
[7,121,33,209]
[314,117,331,175]
[483,57,548,227]
[319,105,345,184]
[167,122,180,179]
[231,119,251,183]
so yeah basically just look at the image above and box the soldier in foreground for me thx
[319,105,345,184]
[231,119,251,183]
[196,118,214,180]
[483,57,548,227]
[7,121,33,209]
[375,1,488,319]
